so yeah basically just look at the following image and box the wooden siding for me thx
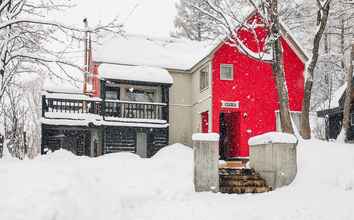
[103,127,169,157]
[42,126,91,156]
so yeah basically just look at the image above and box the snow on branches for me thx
[188,0,274,62]
[0,0,124,103]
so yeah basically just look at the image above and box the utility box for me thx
[249,132,298,189]
[192,133,220,193]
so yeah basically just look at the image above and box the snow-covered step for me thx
[219,161,245,169]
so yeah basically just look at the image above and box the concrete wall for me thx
[250,142,297,189]
[193,139,219,192]
[168,71,193,146]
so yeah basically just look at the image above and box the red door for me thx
[201,111,209,133]
[219,112,240,159]
[229,112,241,157]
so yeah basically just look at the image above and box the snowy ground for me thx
[1,140,354,220]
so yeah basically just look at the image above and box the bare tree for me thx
[0,0,124,159]
[0,0,123,104]
[23,75,44,158]
[300,0,332,139]
[1,84,28,159]
[339,39,354,142]
[172,0,227,41]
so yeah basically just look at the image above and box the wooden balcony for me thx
[42,96,168,122]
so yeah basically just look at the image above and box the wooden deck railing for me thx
[42,96,168,121]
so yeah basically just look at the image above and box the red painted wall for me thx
[91,64,100,97]
[211,15,305,158]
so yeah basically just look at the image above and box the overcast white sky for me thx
[42,0,179,83]
[55,0,179,37]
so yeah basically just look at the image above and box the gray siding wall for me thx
[169,71,193,146]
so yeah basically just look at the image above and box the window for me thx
[351,113,354,126]
[105,87,120,100]
[200,66,209,91]
[126,88,155,103]
[220,64,233,80]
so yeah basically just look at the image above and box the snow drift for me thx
[1,141,354,220]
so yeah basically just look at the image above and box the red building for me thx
[210,14,306,158]
[41,11,306,159]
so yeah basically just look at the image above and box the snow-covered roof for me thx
[317,84,347,111]
[94,34,216,71]
[43,78,83,94]
[99,64,174,84]
[44,92,101,101]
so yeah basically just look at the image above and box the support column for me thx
[192,133,220,193]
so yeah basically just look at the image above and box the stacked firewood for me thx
[219,168,272,194]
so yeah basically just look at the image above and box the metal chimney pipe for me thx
[83,18,89,94]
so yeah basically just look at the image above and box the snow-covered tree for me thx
[1,84,28,159]
[299,0,354,139]
[172,0,223,41]
[0,0,123,104]
[0,0,123,158]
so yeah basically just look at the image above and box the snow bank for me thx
[100,152,141,160]
[152,144,192,160]
[248,132,298,145]
[40,149,78,160]
[1,140,354,220]
[192,133,220,142]
[99,64,173,84]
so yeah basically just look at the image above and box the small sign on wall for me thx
[221,101,240,109]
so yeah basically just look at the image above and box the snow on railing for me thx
[42,96,168,121]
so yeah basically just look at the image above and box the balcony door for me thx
[105,87,121,117]
[126,88,155,103]
[106,86,120,100]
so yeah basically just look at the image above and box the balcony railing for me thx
[42,96,168,121]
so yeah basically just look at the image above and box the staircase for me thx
[219,162,272,194]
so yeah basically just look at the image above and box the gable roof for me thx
[316,80,354,117]
[93,7,308,72]
[317,84,346,112]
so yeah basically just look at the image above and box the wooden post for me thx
[41,95,46,118]
[0,134,4,158]
[100,79,106,120]
[23,132,27,157]
[192,133,220,193]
